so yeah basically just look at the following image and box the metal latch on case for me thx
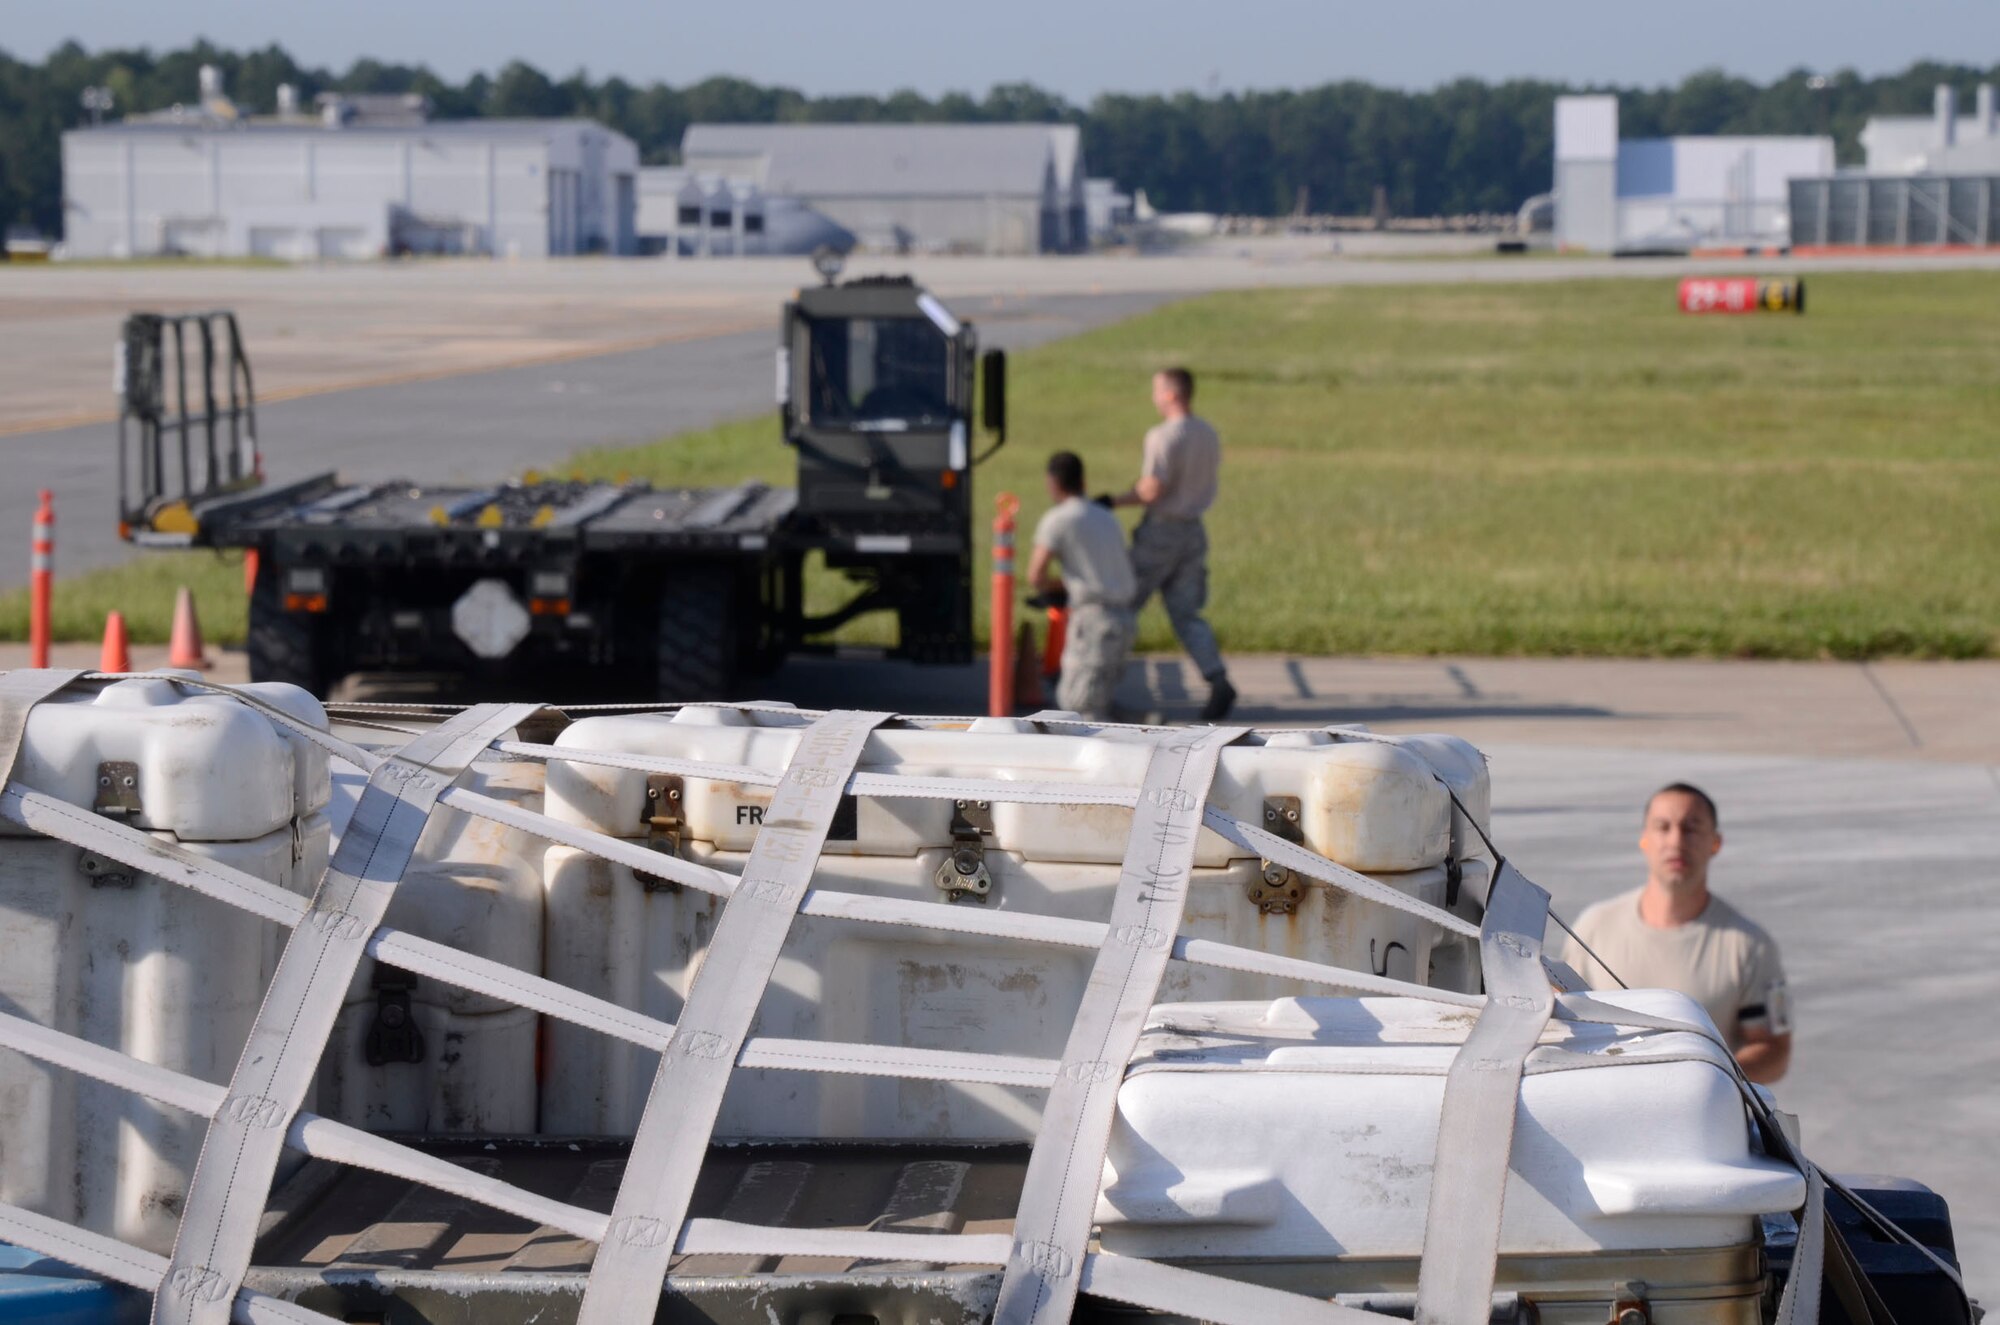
[1248,795,1307,915]
[934,799,994,901]
[1608,1287,1649,1324]
[364,966,426,1066]
[77,852,135,889]
[641,773,685,892]
[81,761,144,887]
[93,761,142,819]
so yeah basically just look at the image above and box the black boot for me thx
[1200,676,1237,722]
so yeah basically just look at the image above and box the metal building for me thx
[680,123,1088,255]
[1859,84,2000,175]
[1553,95,1831,252]
[1789,84,2000,251]
[61,69,639,260]
[1788,174,1999,249]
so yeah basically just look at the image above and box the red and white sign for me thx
[1678,277,1803,314]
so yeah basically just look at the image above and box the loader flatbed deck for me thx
[247,1138,1028,1324]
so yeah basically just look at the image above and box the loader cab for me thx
[781,271,1005,533]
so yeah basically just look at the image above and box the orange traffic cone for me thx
[99,611,131,673]
[167,586,210,670]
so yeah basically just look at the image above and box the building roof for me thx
[65,117,624,142]
[681,123,1080,200]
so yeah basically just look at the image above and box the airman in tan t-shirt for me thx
[1564,888,1788,1053]
[1559,784,1793,1083]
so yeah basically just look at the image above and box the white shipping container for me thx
[1097,990,1805,1308]
[0,678,330,1254]
[538,709,1492,1139]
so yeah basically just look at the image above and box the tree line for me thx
[4,40,1997,237]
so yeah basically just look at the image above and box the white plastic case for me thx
[538,708,1492,1140]
[1098,990,1806,1260]
[0,677,330,1254]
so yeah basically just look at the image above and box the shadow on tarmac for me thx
[341,652,1625,729]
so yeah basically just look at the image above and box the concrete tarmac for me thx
[9,243,2000,435]
[0,288,1168,587]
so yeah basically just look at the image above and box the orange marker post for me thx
[29,490,54,668]
[989,493,1020,718]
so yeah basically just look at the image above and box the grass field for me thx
[8,269,1999,658]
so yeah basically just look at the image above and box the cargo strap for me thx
[0,668,84,790]
[155,703,541,1325]
[576,709,890,1325]
[0,1005,603,1240]
[0,782,674,1048]
[1413,861,1555,1325]
[0,1002,1036,1268]
[1081,1252,1382,1324]
[0,1201,344,1325]
[993,724,1246,1325]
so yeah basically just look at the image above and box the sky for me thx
[12,0,1995,100]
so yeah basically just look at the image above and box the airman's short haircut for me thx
[1046,450,1085,494]
[1156,366,1194,402]
[1646,782,1719,828]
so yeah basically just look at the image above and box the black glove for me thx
[1092,493,1116,509]
[1025,586,1070,611]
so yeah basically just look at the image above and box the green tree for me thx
[487,61,563,118]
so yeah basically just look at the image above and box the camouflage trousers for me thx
[1130,515,1226,681]
[1056,599,1136,722]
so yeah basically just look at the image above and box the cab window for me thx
[806,317,952,427]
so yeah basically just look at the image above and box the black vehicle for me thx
[116,270,1005,699]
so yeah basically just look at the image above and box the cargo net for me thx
[0,669,1951,1325]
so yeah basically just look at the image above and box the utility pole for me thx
[80,86,114,126]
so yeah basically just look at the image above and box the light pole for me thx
[80,86,114,126]
[1806,74,1831,147]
